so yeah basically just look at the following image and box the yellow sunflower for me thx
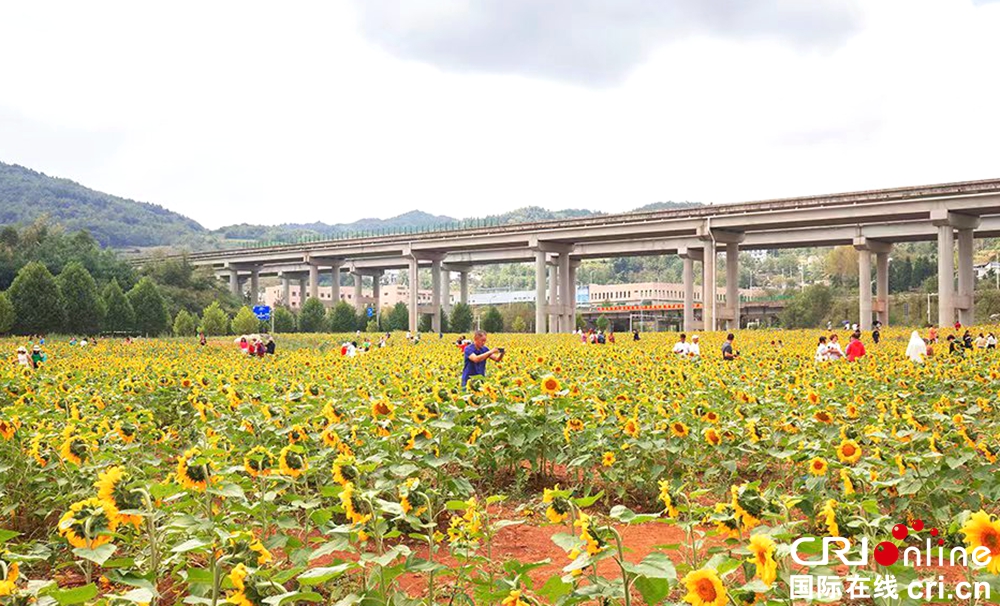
[807,457,828,476]
[961,511,1000,574]
[243,446,273,478]
[0,561,19,597]
[331,454,359,486]
[671,421,690,438]
[704,428,722,447]
[95,465,143,527]
[836,439,862,464]
[746,534,778,586]
[278,446,308,478]
[658,481,679,518]
[541,375,561,395]
[60,435,90,466]
[681,568,727,606]
[818,499,839,537]
[340,482,372,526]
[58,497,119,549]
[176,448,210,491]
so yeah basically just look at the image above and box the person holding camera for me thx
[461,330,505,388]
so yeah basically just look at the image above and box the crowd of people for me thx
[236,334,276,357]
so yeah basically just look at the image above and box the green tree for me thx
[439,309,450,333]
[328,301,358,332]
[200,302,230,336]
[575,313,586,330]
[273,306,296,333]
[418,313,432,333]
[58,261,106,335]
[386,303,409,331]
[780,284,834,329]
[102,279,135,333]
[511,316,527,333]
[0,292,13,334]
[481,306,504,332]
[298,298,327,333]
[449,302,473,333]
[128,277,169,336]
[366,319,379,332]
[232,306,260,335]
[8,261,64,334]
[173,309,198,336]
[595,314,610,332]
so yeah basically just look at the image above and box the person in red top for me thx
[845,331,866,361]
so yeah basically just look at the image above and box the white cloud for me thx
[0,0,998,229]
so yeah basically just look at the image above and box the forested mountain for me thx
[0,162,208,248]
[1,160,706,250]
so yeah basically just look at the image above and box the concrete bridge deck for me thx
[135,178,1000,333]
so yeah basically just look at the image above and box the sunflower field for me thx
[1,329,1000,606]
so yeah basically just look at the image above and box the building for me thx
[263,283,453,311]
[588,281,764,305]
[974,260,1000,279]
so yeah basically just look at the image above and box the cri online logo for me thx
[791,519,993,568]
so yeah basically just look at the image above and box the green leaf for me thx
[263,591,323,605]
[571,491,605,508]
[172,538,210,553]
[72,543,116,566]
[50,584,98,605]
[535,575,573,600]
[210,483,245,499]
[634,576,672,605]
[633,552,677,580]
[297,564,353,586]
[111,588,155,604]
[0,529,20,543]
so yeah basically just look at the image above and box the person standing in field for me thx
[815,336,829,362]
[461,330,504,388]
[906,331,926,363]
[845,332,866,361]
[673,334,690,356]
[722,333,738,360]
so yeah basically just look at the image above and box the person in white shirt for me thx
[987,333,998,350]
[815,336,829,362]
[16,346,31,368]
[672,334,690,356]
[688,334,701,357]
[825,334,845,361]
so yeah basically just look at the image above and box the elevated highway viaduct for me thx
[139,178,1000,332]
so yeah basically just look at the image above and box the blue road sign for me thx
[366,306,375,318]
[253,305,271,321]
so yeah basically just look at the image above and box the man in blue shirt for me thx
[462,330,504,388]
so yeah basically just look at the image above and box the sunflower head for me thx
[682,567,727,606]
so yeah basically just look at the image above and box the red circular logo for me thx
[892,524,908,540]
[874,541,900,566]
[912,519,924,531]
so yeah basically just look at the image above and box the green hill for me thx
[0,162,208,248]
[0,160,705,250]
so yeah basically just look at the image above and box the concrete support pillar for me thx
[229,269,240,296]
[937,224,955,328]
[249,269,259,305]
[431,259,442,333]
[535,250,547,334]
[297,277,307,309]
[858,248,873,330]
[353,273,364,313]
[408,258,419,333]
[372,272,381,318]
[330,263,343,305]
[281,274,290,308]
[958,229,975,326]
[308,264,319,300]
[547,259,559,333]
[460,271,469,305]
[682,255,695,332]
[702,241,716,331]
[440,266,451,315]
[559,252,572,332]
[725,242,739,330]
[568,261,579,331]
[876,252,889,326]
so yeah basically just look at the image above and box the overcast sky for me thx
[2,0,999,229]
